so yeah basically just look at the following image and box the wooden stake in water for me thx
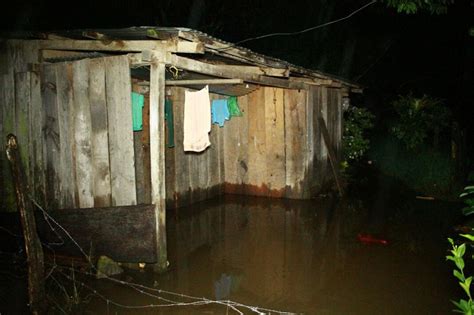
[6,134,46,314]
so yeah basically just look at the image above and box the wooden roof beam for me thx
[165,78,243,85]
[37,39,203,54]
[130,52,302,89]
[163,53,304,89]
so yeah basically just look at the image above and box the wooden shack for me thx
[0,27,361,267]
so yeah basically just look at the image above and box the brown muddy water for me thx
[0,181,465,314]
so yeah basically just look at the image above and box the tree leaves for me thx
[382,0,453,14]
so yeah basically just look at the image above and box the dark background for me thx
[1,0,473,157]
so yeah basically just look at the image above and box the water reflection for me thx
[81,194,457,314]
[162,195,456,314]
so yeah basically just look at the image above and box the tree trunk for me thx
[6,134,46,314]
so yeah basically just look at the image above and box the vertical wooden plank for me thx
[14,72,30,189]
[336,90,343,159]
[72,59,94,208]
[209,93,221,195]
[164,89,176,206]
[304,85,315,196]
[264,87,285,196]
[284,89,307,198]
[215,95,225,189]
[105,55,137,206]
[0,75,7,210]
[41,64,60,210]
[150,61,167,270]
[223,96,240,186]
[89,58,112,207]
[237,95,249,186]
[56,62,77,209]
[134,131,146,204]
[247,87,266,191]
[208,96,220,191]
[320,87,328,160]
[142,94,152,204]
[171,87,188,207]
[29,70,46,205]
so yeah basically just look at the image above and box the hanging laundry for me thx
[164,99,175,148]
[227,96,242,117]
[183,86,211,152]
[131,92,144,131]
[211,99,230,127]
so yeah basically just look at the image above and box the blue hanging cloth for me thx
[211,99,230,127]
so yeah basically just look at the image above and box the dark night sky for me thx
[1,0,473,131]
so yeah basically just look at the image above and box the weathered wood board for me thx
[105,56,137,206]
[35,204,157,263]
[56,62,77,209]
[89,58,112,207]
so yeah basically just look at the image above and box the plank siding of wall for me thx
[247,87,266,193]
[56,62,77,208]
[26,56,138,210]
[89,58,112,207]
[0,75,4,210]
[264,87,286,196]
[72,60,94,208]
[105,56,137,206]
[284,89,308,198]
[224,87,319,199]
[14,72,31,190]
[42,64,61,210]
[1,71,17,211]
[29,71,46,206]
[164,88,225,208]
[1,42,345,212]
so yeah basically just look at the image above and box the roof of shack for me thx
[2,26,363,93]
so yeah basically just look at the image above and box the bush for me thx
[342,106,375,162]
[390,93,451,150]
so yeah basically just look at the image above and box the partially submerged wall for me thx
[165,85,343,208]
[1,41,344,212]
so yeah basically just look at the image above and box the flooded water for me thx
[0,172,465,314]
[83,177,461,315]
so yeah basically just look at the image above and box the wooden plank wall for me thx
[0,49,137,211]
[165,86,319,206]
[164,87,225,208]
[223,86,342,199]
[1,42,345,211]
[224,86,324,199]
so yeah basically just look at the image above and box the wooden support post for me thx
[149,61,168,272]
[317,116,344,196]
[5,134,45,314]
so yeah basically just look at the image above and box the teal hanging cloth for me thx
[164,99,175,148]
[227,96,242,117]
[131,92,144,131]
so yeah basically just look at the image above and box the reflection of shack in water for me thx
[166,195,346,306]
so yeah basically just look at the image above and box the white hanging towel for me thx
[183,85,211,152]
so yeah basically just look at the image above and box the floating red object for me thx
[357,233,389,245]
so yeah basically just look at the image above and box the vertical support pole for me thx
[6,134,45,314]
[149,61,168,271]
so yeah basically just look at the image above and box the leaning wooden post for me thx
[5,134,46,314]
[149,57,168,272]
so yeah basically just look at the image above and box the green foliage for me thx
[390,94,451,150]
[342,106,375,162]
[369,135,456,196]
[382,0,453,14]
[447,185,474,314]
[447,237,474,314]
[461,186,474,216]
